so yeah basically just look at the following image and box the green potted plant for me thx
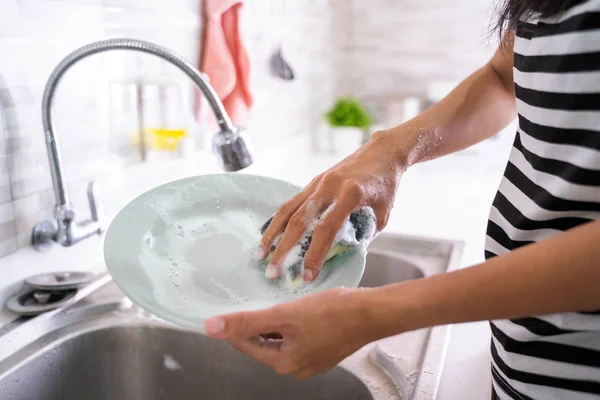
[324,97,373,155]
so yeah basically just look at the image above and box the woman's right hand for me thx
[256,130,406,282]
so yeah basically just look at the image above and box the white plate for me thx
[104,173,366,332]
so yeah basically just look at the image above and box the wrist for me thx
[369,129,411,172]
[370,122,442,170]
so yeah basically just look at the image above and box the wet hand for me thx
[204,288,376,379]
[257,133,403,282]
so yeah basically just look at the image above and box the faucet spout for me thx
[32,38,254,251]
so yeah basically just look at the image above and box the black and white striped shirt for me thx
[485,1,600,399]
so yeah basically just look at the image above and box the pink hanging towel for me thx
[198,0,252,127]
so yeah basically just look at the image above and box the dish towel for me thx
[198,0,252,127]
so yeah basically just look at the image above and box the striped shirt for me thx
[484,1,600,399]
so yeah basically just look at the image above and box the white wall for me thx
[0,0,341,258]
[341,0,498,100]
[0,0,501,259]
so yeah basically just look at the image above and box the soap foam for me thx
[139,199,307,314]
[141,180,380,306]
[275,205,377,290]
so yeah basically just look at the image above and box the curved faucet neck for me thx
[42,38,235,209]
[33,38,245,251]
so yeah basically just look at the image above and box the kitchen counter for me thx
[0,122,516,399]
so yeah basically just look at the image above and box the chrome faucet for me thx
[32,38,255,251]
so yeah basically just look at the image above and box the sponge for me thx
[259,206,377,287]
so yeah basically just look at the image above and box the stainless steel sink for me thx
[0,233,462,400]
[360,252,424,287]
[0,321,372,400]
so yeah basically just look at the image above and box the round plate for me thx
[104,173,366,333]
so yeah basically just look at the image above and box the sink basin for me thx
[0,233,462,400]
[360,252,425,287]
[0,321,373,400]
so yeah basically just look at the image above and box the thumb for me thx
[204,309,280,340]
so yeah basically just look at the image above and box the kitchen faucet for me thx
[31,38,254,251]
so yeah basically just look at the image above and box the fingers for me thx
[232,339,311,377]
[374,207,389,232]
[230,339,280,368]
[257,184,317,261]
[231,339,335,381]
[231,342,332,380]
[303,189,363,281]
[266,197,329,278]
[204,308,283,340]
[294,364,334,380]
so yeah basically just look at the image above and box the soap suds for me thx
[112,174,328,328]
[263,206,377,289]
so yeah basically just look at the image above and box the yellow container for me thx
[145,128,187,151]
[129,128,187,152]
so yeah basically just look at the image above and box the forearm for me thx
[362,219,600,340]
[372,34,517,169]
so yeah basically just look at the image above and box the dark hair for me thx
[494,0,588,34]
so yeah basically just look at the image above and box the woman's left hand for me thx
[204,288,377,379]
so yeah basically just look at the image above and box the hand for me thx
[257,132,404,282]
[204,288,377,380]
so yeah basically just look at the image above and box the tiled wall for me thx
[0,0,340,259]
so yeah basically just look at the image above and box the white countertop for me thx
[0,123,516,399]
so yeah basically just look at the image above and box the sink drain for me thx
[6,289,78,316]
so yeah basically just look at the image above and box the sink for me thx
[0,321,373,400]
[360,252,425,287]
[0,233,462,400]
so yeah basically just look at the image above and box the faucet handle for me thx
[87,181,104,231]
